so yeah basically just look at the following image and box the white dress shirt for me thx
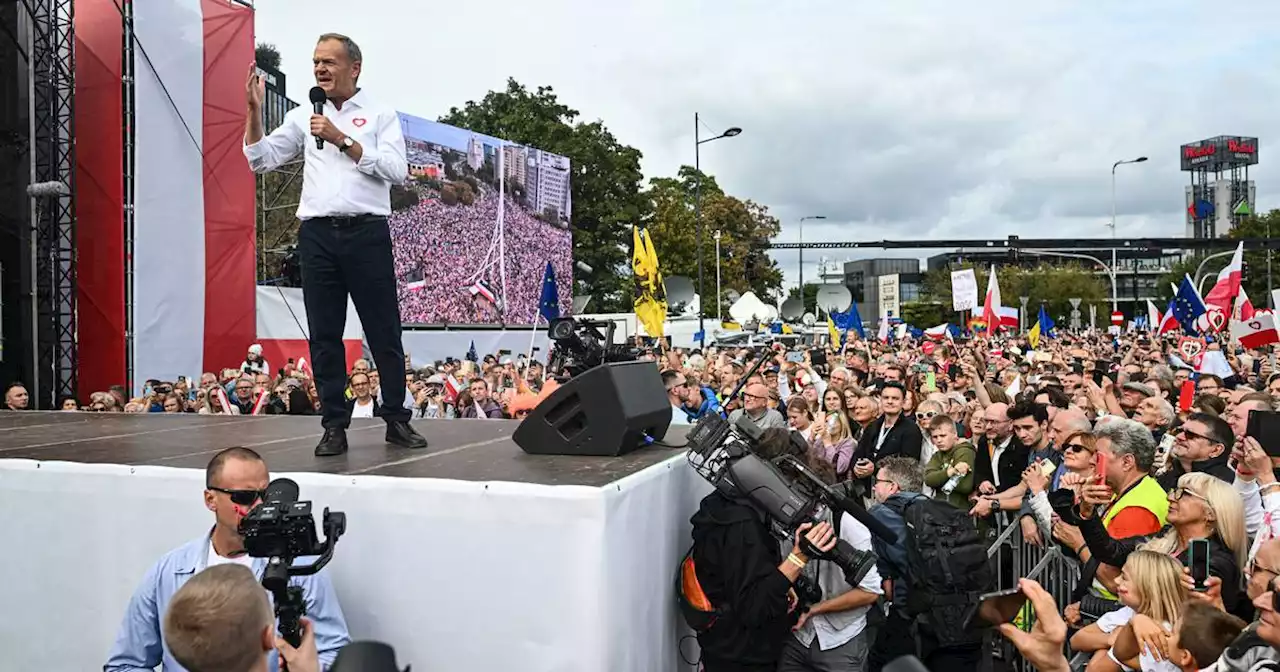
[243,89,407,219]
[791,511,883,651]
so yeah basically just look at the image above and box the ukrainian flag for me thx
[1028,305,1055,349]
[827,315,842,348]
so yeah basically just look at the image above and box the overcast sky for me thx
[255,0,1280,288]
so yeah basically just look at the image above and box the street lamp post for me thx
[713,229,723,324]
[1109,156,1149,313]
[798,215,826,313]
[695,112,742,347]
[1021,249,1119,306]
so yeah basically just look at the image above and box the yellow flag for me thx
[827,315,842,348]
[1028,321,1041,350]
[632,226,667,338]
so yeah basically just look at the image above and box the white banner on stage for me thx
[0,454,710,671]
[951,268,978,312]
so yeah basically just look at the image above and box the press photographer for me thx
[686,426,841,672]
[681,406,896,672]
[105,447,350,672]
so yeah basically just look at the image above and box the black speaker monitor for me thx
[514,361,672,457]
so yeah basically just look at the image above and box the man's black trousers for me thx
[297,215,410,429]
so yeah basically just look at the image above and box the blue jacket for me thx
[869,492,925,607]
[104,531,351,671]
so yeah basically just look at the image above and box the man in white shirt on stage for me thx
[242,33,427,456]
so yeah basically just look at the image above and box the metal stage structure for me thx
[768,236,1280,251]
[1181,135,1257,239]
[3,0,77,408]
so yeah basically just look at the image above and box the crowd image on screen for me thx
[388,131,572,326]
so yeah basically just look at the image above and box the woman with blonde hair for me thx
[1072,471,1248,613]
[810,391,855,478]
[1069,550,1188,670]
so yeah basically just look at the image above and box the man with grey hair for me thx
[1088,417,1167,539]
[244,33,426,456]
[1134,396,1176,440]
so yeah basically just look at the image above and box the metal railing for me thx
[983,519,1082,672]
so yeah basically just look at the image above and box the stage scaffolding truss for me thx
[24,0,76,405]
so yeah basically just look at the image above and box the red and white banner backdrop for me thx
[75,0,256,395]
[256,286,364,373]
[75,0,127,396]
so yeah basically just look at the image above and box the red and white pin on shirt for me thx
[352,117,367,128]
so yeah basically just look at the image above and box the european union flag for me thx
[538,261,560,323]
[1037,305,1056,337]
[830,300,866,340]
[1171,275,1206,335]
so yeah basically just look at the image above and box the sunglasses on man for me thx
[207,486,266,507]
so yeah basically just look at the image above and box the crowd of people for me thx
[664,329,1280,672]
[387,190,572,325]
[10,322,1280,671]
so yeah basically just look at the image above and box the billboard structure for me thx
[391,114,573,326]
[1181,135,1258,239]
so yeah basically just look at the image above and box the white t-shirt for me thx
[351,398,375,418]
[206,541,254,570]
[1099,607,1178,672]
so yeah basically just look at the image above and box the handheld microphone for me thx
[309,86,327,150]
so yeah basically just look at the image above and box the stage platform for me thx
[0,411,680,484]
[0,411,709,672]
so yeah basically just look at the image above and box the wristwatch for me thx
[339,136,354,153]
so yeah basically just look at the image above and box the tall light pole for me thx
[694,113,742,346]
[798,215,826,312]
[713,229,723,324]
[1109,156,1148,313]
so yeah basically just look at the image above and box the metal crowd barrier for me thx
[981,518,1081,672]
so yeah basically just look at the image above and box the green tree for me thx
[900,301,946,328]
[922,261,1108,327]
[439,79,648,312]
[786,283,820,313]
[644,166,783,317]
[255,43,281,70]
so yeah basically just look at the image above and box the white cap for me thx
[248,344,263,356]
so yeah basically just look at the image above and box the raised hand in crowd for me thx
[997,579,1069,672]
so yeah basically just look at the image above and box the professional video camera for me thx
[546,316,639,378]
[239,478,346,651]
[685,411,896,587]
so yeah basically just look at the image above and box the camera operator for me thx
[162,564,321,672]
[105,447,350,671]
[689,427,839,672]
[780,456,884,671]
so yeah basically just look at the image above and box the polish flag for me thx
[75,0,257,396]
[1146,300,1162,332]
[1203,242,1244,312]
[923,324,950,341]
[997,306,1019,330]
[1230,312,1280,349]
[981,265,1002,333]
[443,374,463,403]
[250,389,271,416]
[1235,287,1256,321]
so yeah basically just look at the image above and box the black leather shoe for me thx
[314,428,349,457]
[385,420,428,449]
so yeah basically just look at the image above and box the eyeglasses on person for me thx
[206,486,266,506]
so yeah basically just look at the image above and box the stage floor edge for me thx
[0,411,681,486]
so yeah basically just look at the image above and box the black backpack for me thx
[900,497,994,646]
